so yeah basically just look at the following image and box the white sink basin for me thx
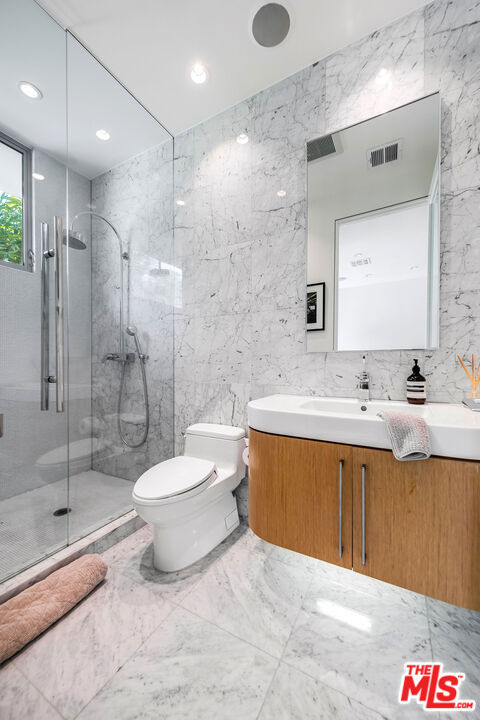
[248,395,480,461]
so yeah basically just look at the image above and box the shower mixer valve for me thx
[102,352,136,363]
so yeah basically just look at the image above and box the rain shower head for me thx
[63,229,87,250]
[126,325,137,336]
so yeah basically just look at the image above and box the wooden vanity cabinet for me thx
[249,429,480,610]
[352,446,480,610]
[248,430,353,569]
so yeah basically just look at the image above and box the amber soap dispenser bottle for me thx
[406,359,426,405]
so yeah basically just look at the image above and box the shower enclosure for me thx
[0,0,174,583]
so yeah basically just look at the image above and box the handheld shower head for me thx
[126,325,148,364]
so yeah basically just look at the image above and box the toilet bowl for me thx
[132,423,246,572]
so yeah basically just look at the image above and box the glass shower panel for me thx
[0,0,68,581]
[66,34,174,543]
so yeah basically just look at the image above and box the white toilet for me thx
[132,423,246,572]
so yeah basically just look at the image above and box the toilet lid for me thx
[134,456,216,500]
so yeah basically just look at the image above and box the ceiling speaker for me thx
[252,4,291,47]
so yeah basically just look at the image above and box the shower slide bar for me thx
[40,217,64,413]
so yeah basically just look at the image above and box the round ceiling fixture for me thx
[236,133,249,145]
[18,81,43,100]
[190,63,208,84]
[95,129,110,141]
[252,3,290,47]
[277,189,286,197]
[32,172,45,181]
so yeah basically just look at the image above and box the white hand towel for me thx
[377,411,431,461]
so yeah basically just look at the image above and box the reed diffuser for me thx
[457,353,480,399]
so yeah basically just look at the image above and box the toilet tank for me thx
[184,423,246,481]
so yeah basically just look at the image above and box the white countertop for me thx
[248,395,480,461]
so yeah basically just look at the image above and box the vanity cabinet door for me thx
[352,447,480,610]
[249,429,353,569]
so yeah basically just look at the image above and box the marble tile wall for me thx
[174,0,480,516]
[91,140,175,481]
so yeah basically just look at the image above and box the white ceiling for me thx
[38,0,431,136]
[1,0,170,180]
[67,36,170,178]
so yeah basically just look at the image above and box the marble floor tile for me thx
[16,566,174,720]
[218,525,275,561]
[0,664,63,720]
[283,573,432,719]
[103,522,259,604]
[331,568,428,614]
[76,606,278,720]
[258,662,387,720]
[4,519,477,720]
[270,545,328,571]
[182,548,313,658]
[271,544,427,613]
[427,596,480,703]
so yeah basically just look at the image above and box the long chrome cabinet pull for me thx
[361,464,367,565]
[338,459,344,558]
[40,222,52,411]
[54,216,64,413]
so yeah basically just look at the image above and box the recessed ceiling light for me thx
[176,199,185,206]
[190,63,208,84]
[18,81,43,100]
[236,133,249,145]
[95,129,110,141]
[277,190,286,197]
[32,172,45,181]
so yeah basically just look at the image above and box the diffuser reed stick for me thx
[457,353,480,398]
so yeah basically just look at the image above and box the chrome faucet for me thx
[356,355,370,402]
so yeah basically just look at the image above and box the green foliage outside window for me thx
[0,192,23,265]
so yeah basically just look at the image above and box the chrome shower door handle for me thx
[338,459,344,558]
[40,222,50,411]
[361,464,366,566]
[54,216,64,413]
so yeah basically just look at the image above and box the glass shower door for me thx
[0,0,69,581]
[65,33,174,543]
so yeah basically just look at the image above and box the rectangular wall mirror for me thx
[306,93,440,353]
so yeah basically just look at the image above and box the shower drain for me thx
[53,507,72,517]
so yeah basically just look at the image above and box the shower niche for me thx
[0,0,174,582]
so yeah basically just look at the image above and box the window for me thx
[0,131,32,270]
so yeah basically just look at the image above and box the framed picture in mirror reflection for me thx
[306,282,325,331]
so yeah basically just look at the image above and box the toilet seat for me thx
[133,456,216,501]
